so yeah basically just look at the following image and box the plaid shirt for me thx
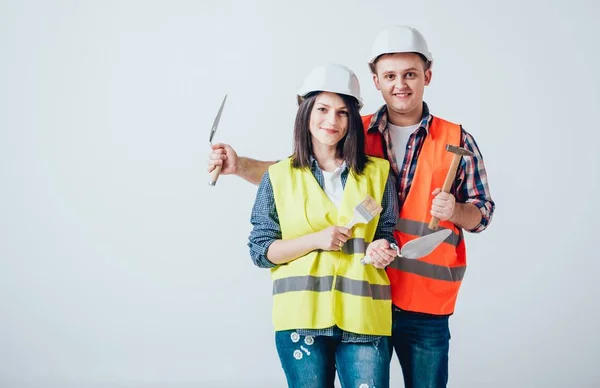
[248,157,398,343]
[367,102,495,232]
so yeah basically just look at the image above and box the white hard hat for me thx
[297,63,363,110]
[368,25,433,66]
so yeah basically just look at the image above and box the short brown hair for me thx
[369,52,431,74]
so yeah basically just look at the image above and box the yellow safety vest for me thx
[268,157,392,336]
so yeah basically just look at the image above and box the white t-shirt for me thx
[388,122,420,167]
[320,162,346,208]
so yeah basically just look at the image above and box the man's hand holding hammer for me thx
[429,144,483,231]
[430,188,482,231]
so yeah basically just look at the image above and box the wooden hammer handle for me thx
[208,164,222,186]
[428,154,461,230]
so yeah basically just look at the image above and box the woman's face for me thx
[309,92,349,148]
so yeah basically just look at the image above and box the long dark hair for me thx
[291,92,369,175]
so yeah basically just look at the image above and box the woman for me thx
[248,63,398,388]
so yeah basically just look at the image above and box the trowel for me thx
[361,228,452,265]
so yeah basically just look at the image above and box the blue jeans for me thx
[390,309,451,388]
[275,330,391,388]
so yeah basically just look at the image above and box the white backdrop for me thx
[1,0,599,387]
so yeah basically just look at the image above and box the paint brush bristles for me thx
[345,195,383,229]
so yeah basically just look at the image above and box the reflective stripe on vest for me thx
[314,238,368,255]
[273,275,391,300]
[341,238,367,255]
[390,219,466,281]
[395,219,462,248]
[363,114,467,315]
[269,157,392,335]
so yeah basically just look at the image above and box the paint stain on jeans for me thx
[300,345,311,355]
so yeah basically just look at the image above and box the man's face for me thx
[372,53,432,118]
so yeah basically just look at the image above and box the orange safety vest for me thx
[362,114,467,315]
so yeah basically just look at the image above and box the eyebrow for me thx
[315,102,347,110]
[382,67,419,74]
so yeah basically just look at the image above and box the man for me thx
[208,26,495,388]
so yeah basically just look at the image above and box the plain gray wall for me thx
[1,0,599,387]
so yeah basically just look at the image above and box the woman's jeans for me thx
[275,330,390,388]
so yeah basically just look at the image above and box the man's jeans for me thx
[390,309,451,388]
[275,330,391,388]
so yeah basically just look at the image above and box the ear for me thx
[424,69,432,86]
[372,73,381,91]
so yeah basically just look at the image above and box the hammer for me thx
[428,144,474,230]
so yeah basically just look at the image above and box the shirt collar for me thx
[309,155,349,173]
[367,101,432,135]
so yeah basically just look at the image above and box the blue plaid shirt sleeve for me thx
[373,172,398,246]
[248,171,279,268]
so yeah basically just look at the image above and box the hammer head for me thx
[446,144,474,157]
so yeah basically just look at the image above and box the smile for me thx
[393,92,412,98]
